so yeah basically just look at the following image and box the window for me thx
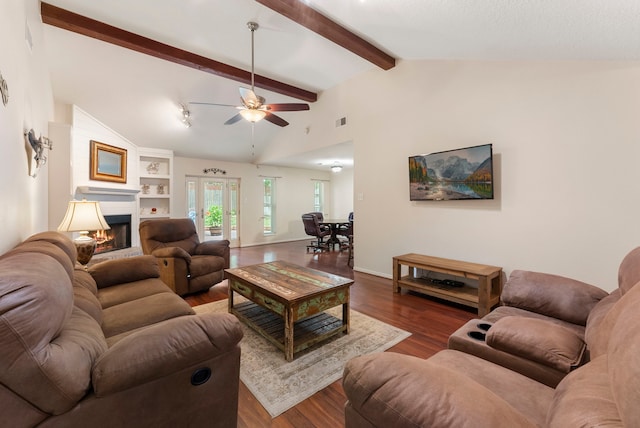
[263,178,275,234]
[313,181,324,213]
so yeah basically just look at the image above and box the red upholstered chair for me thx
[139,218,229,296]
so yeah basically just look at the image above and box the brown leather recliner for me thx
[139,218,230,296]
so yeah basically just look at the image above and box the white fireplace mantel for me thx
[77,186,140,196]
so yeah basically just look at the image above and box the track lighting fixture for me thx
[180,104,192,127]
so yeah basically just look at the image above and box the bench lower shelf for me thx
[231,301,347,358]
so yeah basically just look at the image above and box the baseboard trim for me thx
[239,237,310,248]
[354,266,391,279]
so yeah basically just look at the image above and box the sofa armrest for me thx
[151,246,192,262]
[195,240,230,269]
[343,352,538,428]
[486,316,586,372]
[92,312,242,396]
[89,255,160,289]
[501,270,608,325]
[195,240,229,257]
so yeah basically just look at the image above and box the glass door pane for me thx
[186,178,197,226]
[228,180,239,243]
[203,179,225,241]
[187,176,240,247]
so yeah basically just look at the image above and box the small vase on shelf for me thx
[146,162,159,174]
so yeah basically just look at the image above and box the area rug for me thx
[194,299,411,418]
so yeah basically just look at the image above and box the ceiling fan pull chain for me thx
[251,122,255,157]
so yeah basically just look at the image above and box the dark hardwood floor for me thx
[184,241,477,428]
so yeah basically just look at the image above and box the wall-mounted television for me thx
[409,143,493,201]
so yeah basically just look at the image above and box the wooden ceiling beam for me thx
[255,0,395,70]
[40,2,317,103]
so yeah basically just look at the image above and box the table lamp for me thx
[57,199,110,266]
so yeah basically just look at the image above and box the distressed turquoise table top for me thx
[225,260,353,302]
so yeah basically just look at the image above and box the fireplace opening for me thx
[91,214,132,254]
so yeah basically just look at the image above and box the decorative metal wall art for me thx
[0,71,8,106]
[25,129,53,177]
[203,167,227,175]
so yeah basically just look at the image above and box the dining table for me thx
[320,218,350,250]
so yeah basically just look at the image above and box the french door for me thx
[186,176,240,247]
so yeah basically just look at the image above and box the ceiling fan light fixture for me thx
[331,163,343,173]
[239,109,266,123]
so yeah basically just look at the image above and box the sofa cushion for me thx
[486,316,585,372]
[23,231,78,267]
[101,292,194,338]
[484,305,586,337]
[546,356,620,427]
[3,240,76,282]
[343,351,548,428]
[89,255,160,289]
[73,268,102,324]
[501,270,608,325]
[98,278,173,309]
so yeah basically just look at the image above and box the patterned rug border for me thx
[194,299,411,418]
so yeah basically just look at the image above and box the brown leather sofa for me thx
[139,218,230,296]
[343,247,640,427]
[0,231,243,428]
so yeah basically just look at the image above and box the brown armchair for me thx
[139,218,230,296]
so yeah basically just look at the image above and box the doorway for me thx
[186,176,240,247]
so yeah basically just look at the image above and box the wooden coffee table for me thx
[225,261,354,361]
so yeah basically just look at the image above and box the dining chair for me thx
[301,213,331,252]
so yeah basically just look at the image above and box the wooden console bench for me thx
[393,253,503,317]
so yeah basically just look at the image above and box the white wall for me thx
[339,60,640,291]
[331,166,354,219]
[173,157,333,246]
[0,0,54,253]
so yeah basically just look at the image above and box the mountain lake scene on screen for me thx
[409,144,493,201]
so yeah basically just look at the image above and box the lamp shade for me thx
[239,108,266,123]
[57,199,110,232]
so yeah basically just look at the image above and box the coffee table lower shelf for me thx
[232,301,347,360]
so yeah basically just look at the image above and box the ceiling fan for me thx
[190,22,309,127]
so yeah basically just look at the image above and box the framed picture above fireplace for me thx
[90,140,127,183]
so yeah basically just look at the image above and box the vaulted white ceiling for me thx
[42,0,640,169]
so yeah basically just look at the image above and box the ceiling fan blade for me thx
[265,103,310,112]
[189,101,238,108]
[239,87,262,108]
[224,113,243,125]
[264,112,289,127]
